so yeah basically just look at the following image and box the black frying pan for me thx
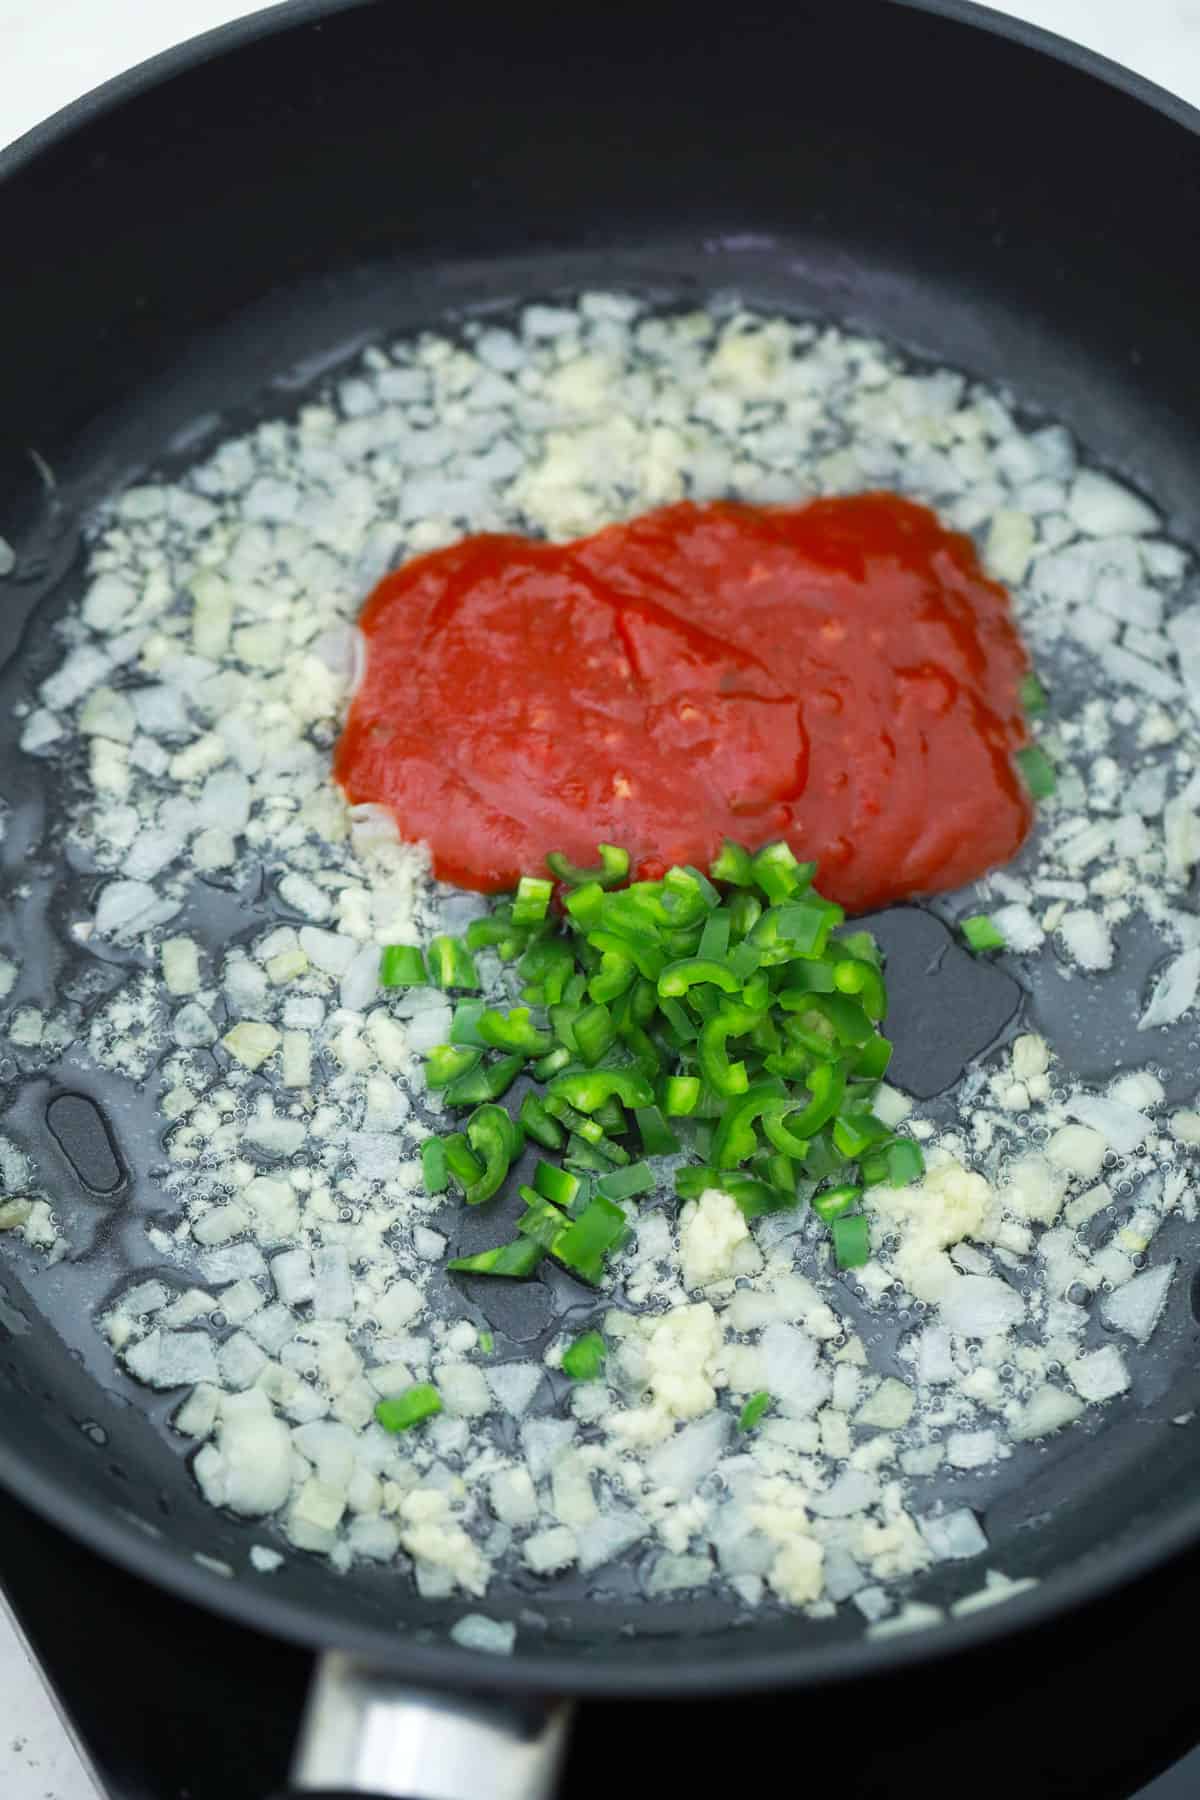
[2,1,1200,1793]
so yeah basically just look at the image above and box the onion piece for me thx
[450,1614,516,1655]
[1065,1094,1151,1155]
[1100,1261,1176,1345]
[195,1390,292,1517]
[1138,948,1200,1029]
[918,1509,987,1561]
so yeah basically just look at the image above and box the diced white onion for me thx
[1100,1261,1176,1344]
[1139,949,1200,1029]
[1065,1094,1150,1154]
[918,1509,987,1561]
[450,1614,516,1655]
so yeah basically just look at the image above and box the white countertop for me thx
[0,2,1198,1797]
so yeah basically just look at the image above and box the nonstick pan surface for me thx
[1,0,1200,1700]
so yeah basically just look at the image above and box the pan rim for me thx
[1,0,1199,1698]
[3,0,1200,180]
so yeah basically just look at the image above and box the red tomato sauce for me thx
[335,494,1032,912]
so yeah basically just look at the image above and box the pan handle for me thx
[279,1651,573,1800]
